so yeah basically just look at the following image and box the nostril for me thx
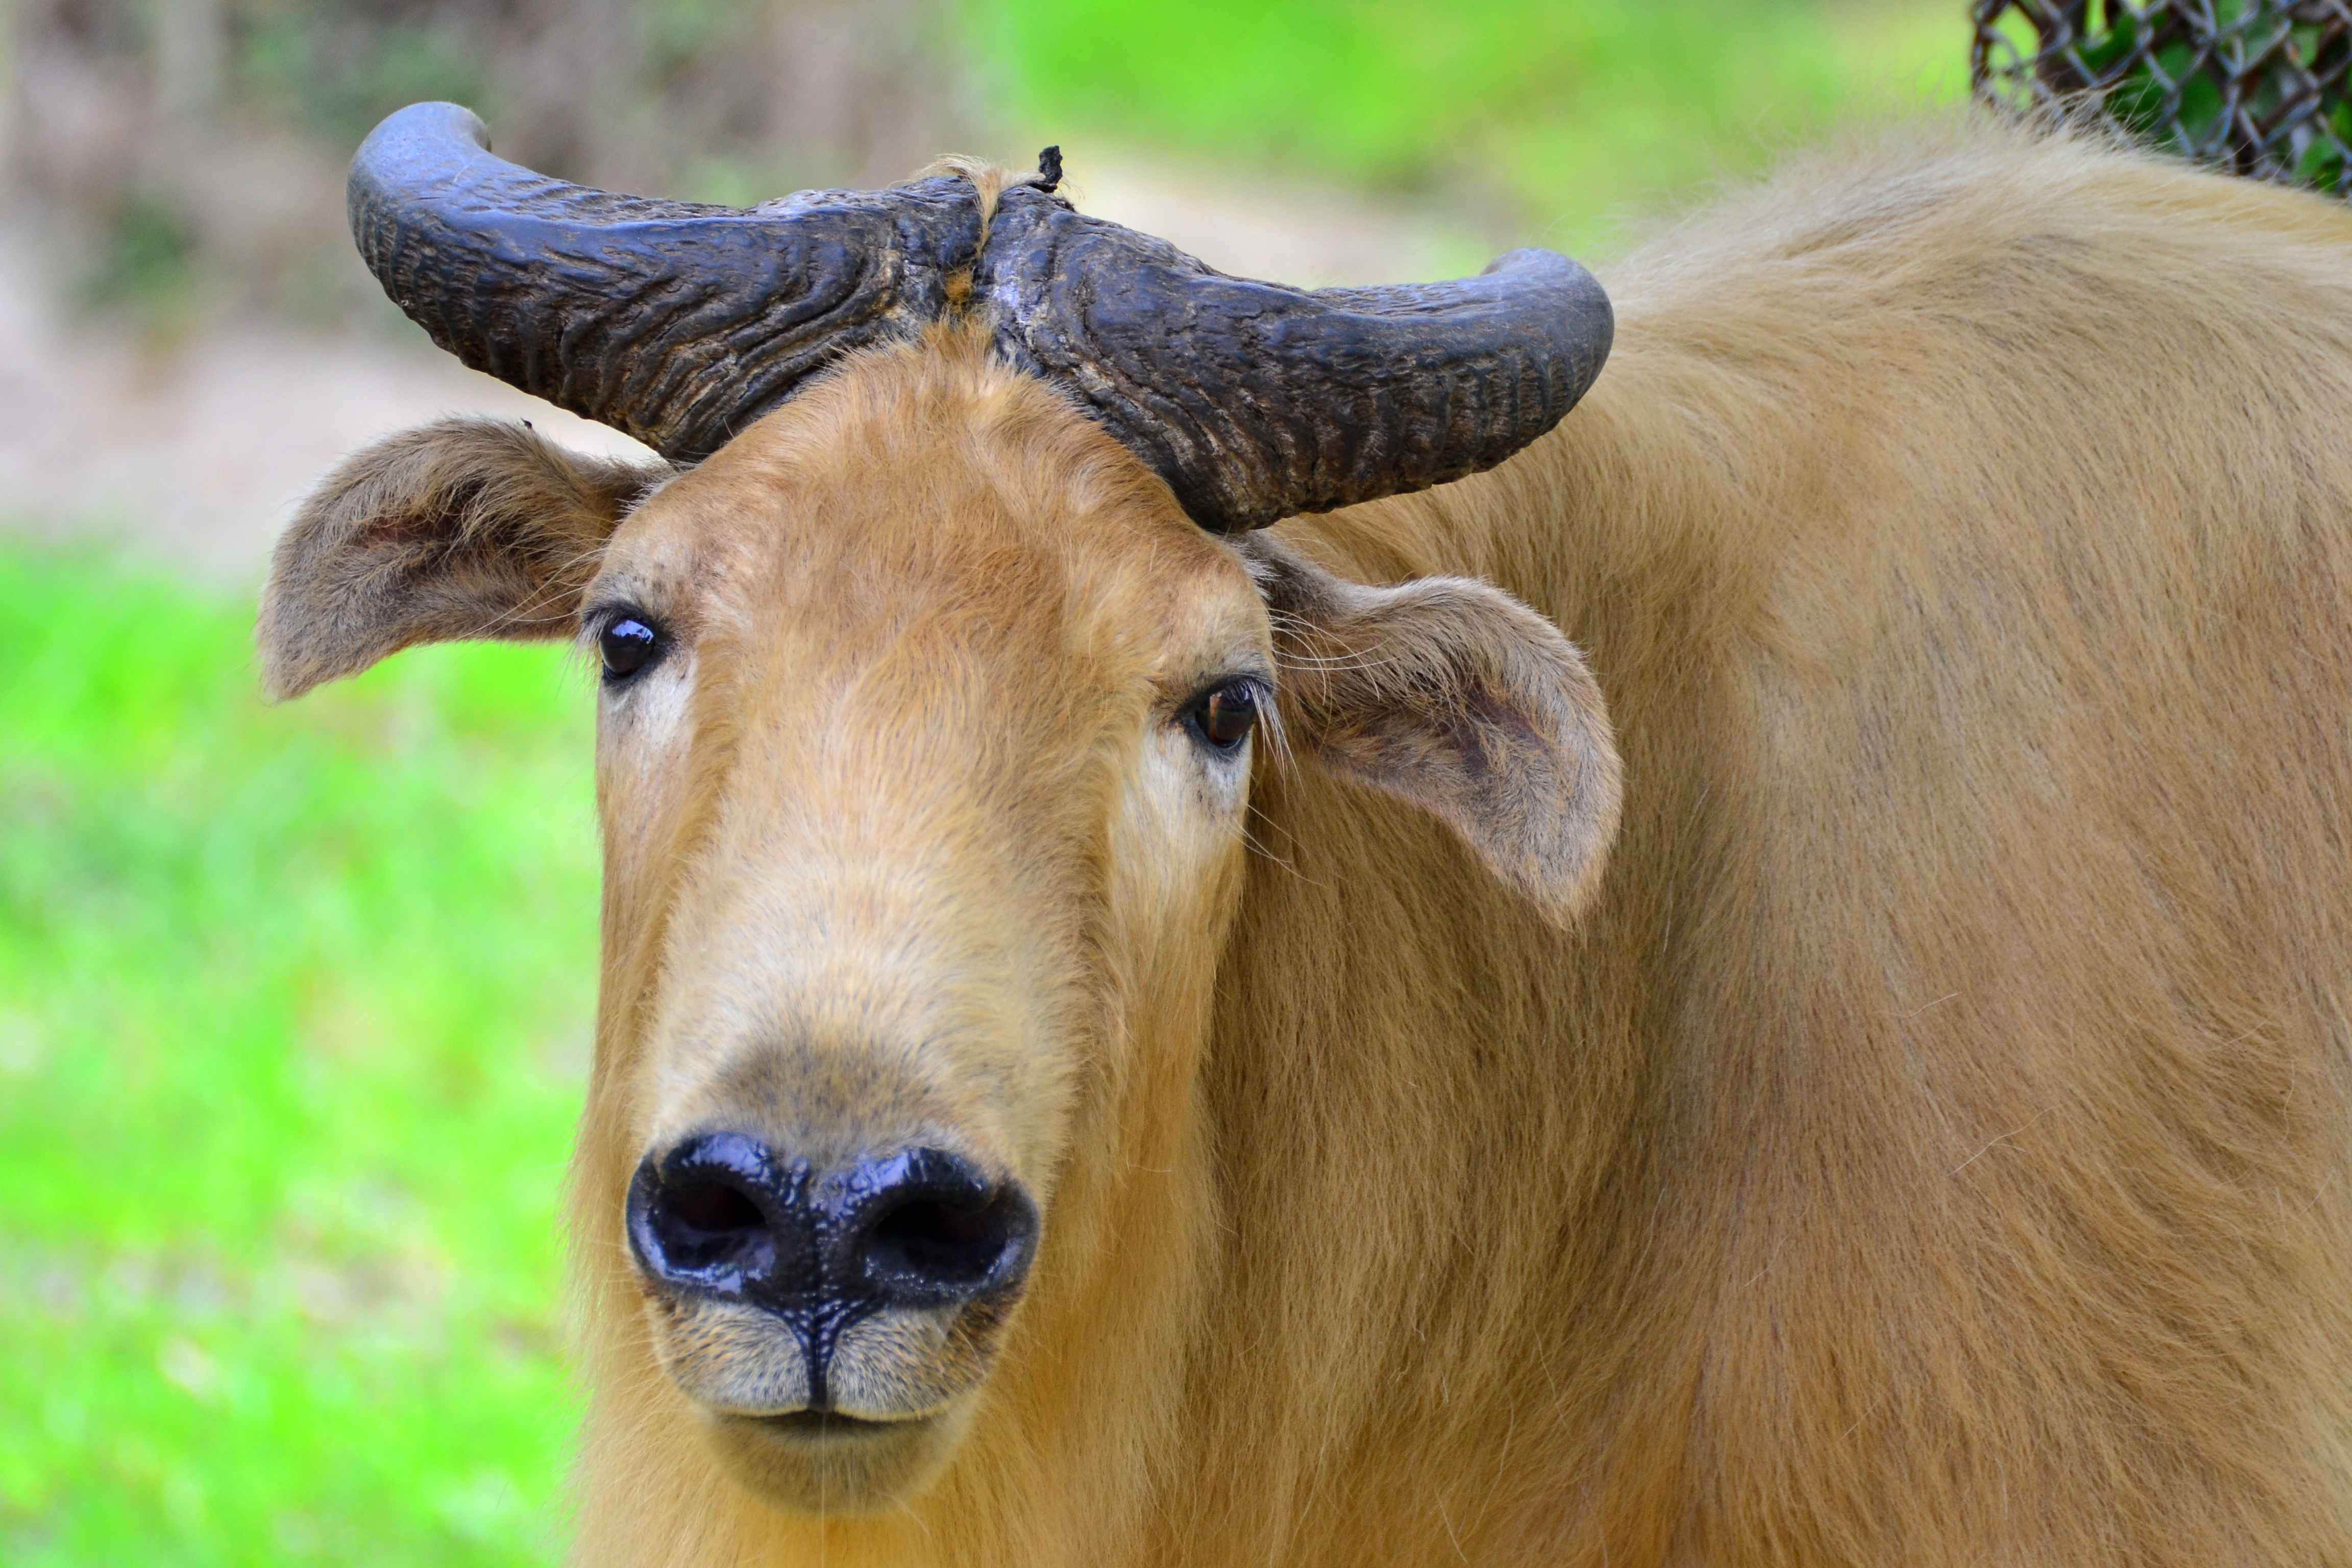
[653,1179,775,1277]
[851,1153,1038,1307]
[626,1135,800,1296]
[626,1138,1035,1315]
[867,1192,1020,1288]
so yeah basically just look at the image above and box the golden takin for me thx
[259,103,2352,1568]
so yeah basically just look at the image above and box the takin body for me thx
[262,119,2352,1566]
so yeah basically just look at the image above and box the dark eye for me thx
[1183,679,1261,754]
[599,616,663,683]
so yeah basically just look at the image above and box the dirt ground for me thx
[0,158,1466,584]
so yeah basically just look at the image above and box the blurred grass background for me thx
[0,3,1959,1562]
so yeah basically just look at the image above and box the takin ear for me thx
[257,418,671,699]
[1243,535,1623,928]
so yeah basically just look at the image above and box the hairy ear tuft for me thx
[1246,535,1623,927]
[258,418,669,699]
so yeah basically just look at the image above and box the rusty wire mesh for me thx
[1972,1,2352,194]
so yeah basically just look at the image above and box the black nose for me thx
[627,1133,1038,1331]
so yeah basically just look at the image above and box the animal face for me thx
[259,326,1621,1512]
[584,339,1271,1507]
[264,102,1624,1520]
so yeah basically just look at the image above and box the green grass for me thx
[0,550,601,1564]
[984,0,1968,250]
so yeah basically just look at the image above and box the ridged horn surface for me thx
[347,103,1614,529]
[977,186,1613,532]
[347,101,978,462]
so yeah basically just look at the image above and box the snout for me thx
[625,1133,1039,1514]
[624,1129,1039,1505]
[628,1133,1038,1384]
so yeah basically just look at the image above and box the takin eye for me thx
[1181,678,1262,755]
[599,615,664,684]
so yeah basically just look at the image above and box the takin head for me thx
[257,104,1622,1514]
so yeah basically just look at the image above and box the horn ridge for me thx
[347,102,983,461]
[346,102,1613,525]
[976,186,1613,532]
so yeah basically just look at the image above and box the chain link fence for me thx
[1973,2,2352,194]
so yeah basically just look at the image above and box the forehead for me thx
[598,331,1258,670]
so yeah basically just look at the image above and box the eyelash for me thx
[1178,676,1268,755]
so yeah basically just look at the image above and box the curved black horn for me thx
[348,103,1613,530]
[347,101,979,461]
[976,186,1612,532]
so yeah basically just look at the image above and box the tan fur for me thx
[262,115,2352,1566]
[1247,533,1622,926]
[259,418,669,699]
